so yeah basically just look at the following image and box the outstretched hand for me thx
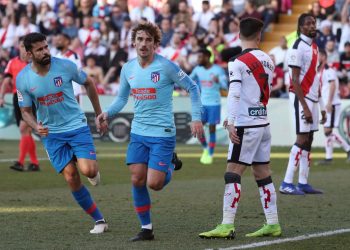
[95,112,109,135]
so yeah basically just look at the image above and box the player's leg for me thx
[126,133,154,241]
[247,126,281,237]
[41,130,107,234]
[204,105,221,164]
[247,164,281,237]
[26,102,39,171]
[330,105,350,160]
[199,126,257,239]
[316,126,333,165]
[297,103,323,194]
[10,94,27,171]
[280,94,309,195]
[199,106,209,164]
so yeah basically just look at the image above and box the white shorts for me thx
[324,104,341,128]
[227,125,271,166]
[289,92,319,134]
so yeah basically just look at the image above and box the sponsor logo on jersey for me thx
[54,77,63,87]
[151,72,160,83]
[37,91,64,106]
[132,88,156,100]
[248,107,267,116]
[17,90,23,102]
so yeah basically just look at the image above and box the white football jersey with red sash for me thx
[227,48,274,127]
[287,34,319,102]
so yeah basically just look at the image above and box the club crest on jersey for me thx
[54,77,63,87]
[151,72,160,83]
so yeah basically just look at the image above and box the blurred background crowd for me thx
[0,0,350,98]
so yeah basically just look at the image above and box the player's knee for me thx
[84,168,98,178]
[147,180,164,191]
[64,171,80,185]
[131,175,146,187]
[224,172,241,184]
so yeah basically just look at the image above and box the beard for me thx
[37,55,51,66]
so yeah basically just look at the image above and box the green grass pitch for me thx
[1,140,350,249]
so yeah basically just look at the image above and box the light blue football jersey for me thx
[190,64,227,106]
[107,54,202,137]
[16,57,88,133]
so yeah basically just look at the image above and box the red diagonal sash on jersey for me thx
[300,42,318,96]
[237,52,270,106]
[0,28,8,45]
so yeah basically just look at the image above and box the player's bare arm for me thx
[85,76,108,134]
[326,80,336,113]
[0,76,12,107]
[20,106,48,136]
[291,67,313,123]
[190,120,204,138]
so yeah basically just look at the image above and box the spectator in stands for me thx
[232,0,246,14]
[160,31,187,65]
[258,0,279,31]
[102,38,127,76]
[160,18,174,48]
[269,36,288,69]
[325,40,340,69]
[215,0,236,34]
[308,1,326,27]
[110,4,127,33]
[119,16,133,55]
[92,0,111,29]
[26,1,37,24]
[84,30,107,64]
[239,0,262,21]
[339,41,350,84]
[102,67,120,96]
[83,55,105,94]
[76,0,93,28]
[130,0,155,24]
[339,0,350,53]
[56,2,70,26]
[36,2,55,27]
[319,0,336,15]
[269,54,285,98]
[192,0,215,33]
[280,0,292,14]
[39,12,62,37]
[62,13,79,39]
[78,15,94,47]
[173,0,192,28]
[316,19,336,49]
[0,15,17,52]
[155,2,173,26]
[224,18,241,49]
[16,15,39,41]
[99,19,116,47]
[203,18,224,48]
[182,34,202,73]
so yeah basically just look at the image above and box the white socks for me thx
[258,182,279,225]
[222,183,241,225]
[284,145,302,183]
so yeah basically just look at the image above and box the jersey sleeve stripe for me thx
[230,80,242,83]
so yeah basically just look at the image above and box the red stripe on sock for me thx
[209,142,216,148]
[135,204,151,213]
[86,203,97,214]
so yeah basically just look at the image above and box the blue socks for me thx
[132,185,151,226]
[72,185,103,222]
[209,132,216,156]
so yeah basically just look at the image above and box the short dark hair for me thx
[131,22,161,45]
[23,32,47,51]
[59,32,71,41]
[297,13,315,37]
[198,48,211,58]
[239,18,264,40]
[345,41,350,47]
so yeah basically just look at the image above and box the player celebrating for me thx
[16,32,108,234]
[190,48,227,165]
[199,17,281,239]
[96,22,203,241]
[0,37,40,171]
[280,14,323,195]
[316,49,350,165]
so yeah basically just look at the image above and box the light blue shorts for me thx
[202,105,221,125]
[126,133,176,173]
[41,126,96,173]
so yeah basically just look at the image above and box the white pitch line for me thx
[207,228,350,250]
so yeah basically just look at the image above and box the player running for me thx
[16,32,108,234]
[96,22,203,241]
[199,17,281,239]
[316,49,350,165]
[190,48,227,165]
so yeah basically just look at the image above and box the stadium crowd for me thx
[0,0,350,98]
